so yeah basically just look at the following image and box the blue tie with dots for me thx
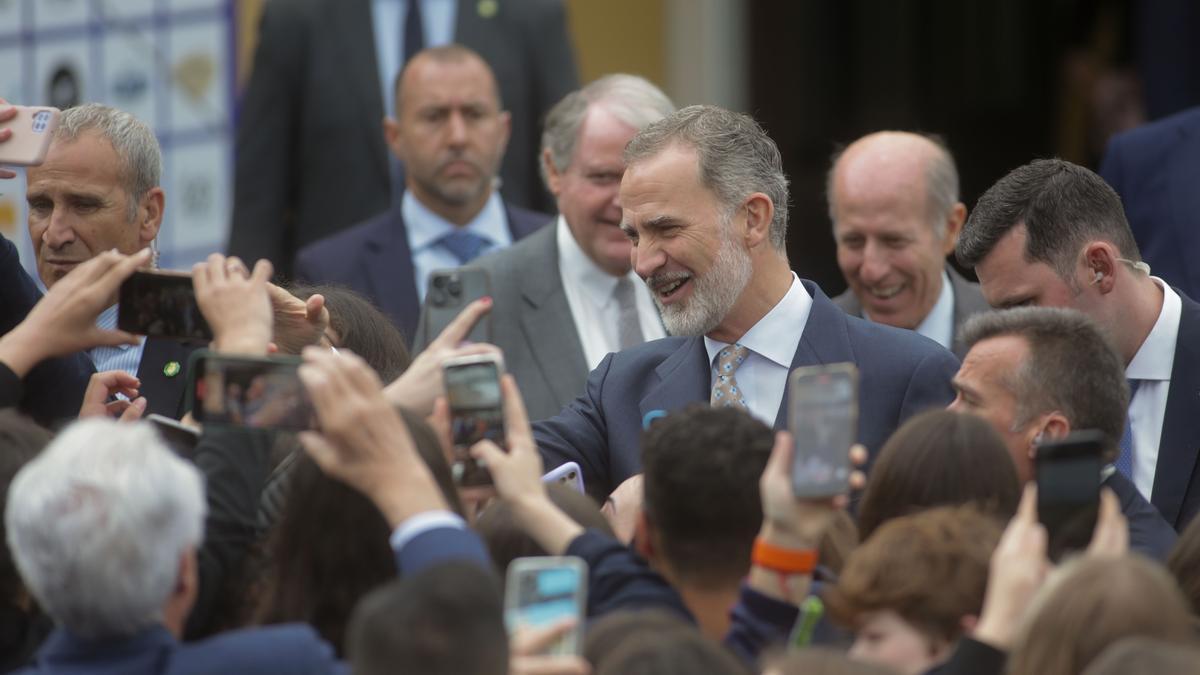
[711,343,749,410]
[438,230,489,264]
[1115,379,1142,478]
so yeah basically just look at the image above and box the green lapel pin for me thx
[163,361,181,378]
[478,0,498,19]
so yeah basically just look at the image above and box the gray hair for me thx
[540,74,676,187]
[624,105,790,251]
[959,307,1128,460]
[6,419,206,639]
[53,103,162,221]
[956,158,1140,280]
[826,132,960,238]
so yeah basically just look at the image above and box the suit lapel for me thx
[365,207,422,342]
[1168,122,1200,293]
[639,338,711,423]
[334,0,389,182]
[137,338,199,419]
[773,282,859,429]
[1151,290,1200,527]
[517,227,588,403]
[947,266,989,357]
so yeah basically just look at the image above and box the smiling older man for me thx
[532,105,960,497]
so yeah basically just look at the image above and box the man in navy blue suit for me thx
[533,106,960,497]
[949,307,1177,559]
[294,45,547,343]
[958,158,1200,531]
[1099,106,1200,300]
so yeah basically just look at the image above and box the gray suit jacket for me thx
[417,222,589,420]
[229,0,578,276]
[832,265,989,358]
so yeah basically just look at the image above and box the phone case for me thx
[0,106,60,166]
[422,267,492,345]
[788,363,859,498]
[117,270,213,341]
[504,556,588,656]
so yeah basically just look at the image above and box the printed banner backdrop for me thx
[0,0,235,277]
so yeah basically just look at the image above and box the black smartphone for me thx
[1037,430,1103,562]
[422,268,491,345]
[188,351,314,432]
[146,413,201,460]
[117,270,212,341]
[788,363,859,498]
[444,353,505,486]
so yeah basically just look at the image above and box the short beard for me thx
[656,226,753,336]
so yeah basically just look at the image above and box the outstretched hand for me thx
[77,370,146,421]
[758,431,867,549]
[0,248,149,377]
[192,254,273,355]
[268,283,330,354]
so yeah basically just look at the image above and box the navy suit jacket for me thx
[292,200,548,344]
[533,280,960,496]
[1147,289,1200,530]
[136,338,199,420]
[1100,106,1200,299]
[1105,471,1177,560]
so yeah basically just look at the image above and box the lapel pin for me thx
[163,361,181,378]
[478,0,498,19]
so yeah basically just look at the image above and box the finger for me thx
[469,439,507,465]
[225,256,250,279]
[430,296,493,348]
[849,444,868,468]
[0,102,15,122]
[95,369,141,389]
[513,619,578,655]
[1016,482,1038,524]
[763,430,795,483]
[250,258,273,284]
[848,469,867,491]
[90,328,142,348]
[119,397,147,422]
[428,397,455,465]
[71,249,126,287]
[0,168,16,180]
[500,374,534,449]
[305,293,327,323]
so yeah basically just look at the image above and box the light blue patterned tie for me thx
[711,343,749,410]
[1115,379,1142,478]
[438,230,489,264]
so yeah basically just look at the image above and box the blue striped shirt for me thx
[90,305,146,378]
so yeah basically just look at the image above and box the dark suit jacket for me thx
[1100,106,1200,299]
[0,234,93,426]
[418,222,589,420]
[1148,289,1200,530]
[293,200,547,344]
[229,0,577,275]
[832,265,990,358]
[1104,471,1177,560]
[534,280,960,496]
[136,339,198,420]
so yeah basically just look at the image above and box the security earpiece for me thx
[1092,270,1104,285]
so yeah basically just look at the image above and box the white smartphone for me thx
[541,461,585,494]
[788,363,859,498]
[504,556,588,656]
[0,106,60,166]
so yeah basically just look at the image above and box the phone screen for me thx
[505,559,586,655]
[118,271,212,341]
[445,359,504,486]
[789,364,858,498]
[190,353,313,431]
[1037,433,1102,561]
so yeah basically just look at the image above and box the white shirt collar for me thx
[403,190,508,251]
[704,273,811,368]
[913,270,955,350]
[1127,278,1180,382]
[556,216,625,307]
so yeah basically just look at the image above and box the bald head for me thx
[829,131,967,331]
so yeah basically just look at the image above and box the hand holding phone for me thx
[119,270,213,341]
[0,104,59,168]
[444,353,506,486]
[189,351,314,431]
[788,363,858,498]
[504,556,588,656]
[422,268,492,345]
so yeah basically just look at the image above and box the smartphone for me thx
[542,461,585,494]
[788,363,859,498]
[0,106,60,166]
[444,353,505,486]
[188,351,314,432]
[504,556,588,656]
[1037,430,1103,562]
[146,413,201,459]
[422,268,491,345]
[118,270,213,341]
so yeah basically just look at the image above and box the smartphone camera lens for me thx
[433,275,446,289]
[447,277,462,296]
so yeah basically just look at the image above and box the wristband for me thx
[752,538,818,574]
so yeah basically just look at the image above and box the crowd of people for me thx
[2,6,1200,673]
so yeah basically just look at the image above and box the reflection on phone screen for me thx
[507,567,582,655]
[197,358,313,431]
[446,362,504,485]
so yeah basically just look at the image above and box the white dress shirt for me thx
[913,270,955,350]
[404,190,512,301]
[370,0,457,119]
[557,217,665,369]
[1127,278,1180,499]
[704,274,813,426]
[90,305,146,378]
